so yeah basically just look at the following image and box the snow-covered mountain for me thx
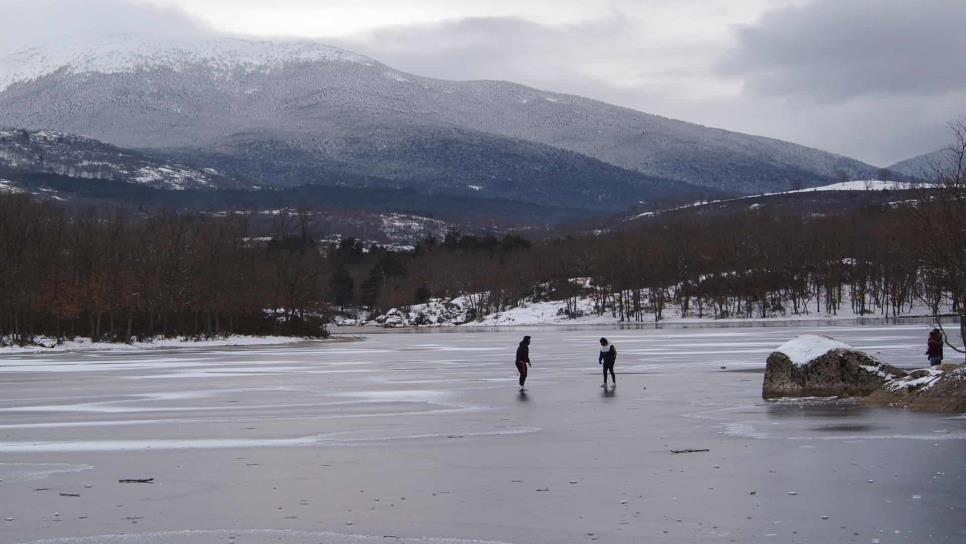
[0,35,370,91]
[0,128,249,191]
[889,147,958,180]
[0,35,885,206]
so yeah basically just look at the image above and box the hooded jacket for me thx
[599,344,617,365]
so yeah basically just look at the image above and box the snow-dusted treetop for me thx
[775,334,853,367]
[0,34,374,91]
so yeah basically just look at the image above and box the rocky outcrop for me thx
[866,364,966,413]
[371,298,473,328]
[763,334,907,399]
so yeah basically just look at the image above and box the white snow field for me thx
[1,323,964,543]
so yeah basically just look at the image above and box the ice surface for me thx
[0,334,321,355]
[1,323,963,544]
[774,334,853,366]
[13,529,514,544]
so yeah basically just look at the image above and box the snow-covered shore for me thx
[0,335,333,355]
[338,295,947,329]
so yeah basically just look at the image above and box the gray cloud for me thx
[335,11,965,165]
[0,0,209,55]
[335,16,664,92]
[720,0,966,100]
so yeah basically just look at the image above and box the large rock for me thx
[763,334,907,399]
[866,364,966,413]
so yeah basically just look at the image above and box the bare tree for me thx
[916,119,966,358]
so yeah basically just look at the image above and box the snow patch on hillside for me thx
[0,129,231,190]
[380,213,449,247]
[133,165,214,190]
[787,180,917,193]
[0,178,24,194]
[631,180,920,220]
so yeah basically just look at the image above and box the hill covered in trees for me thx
[3,183,963,350]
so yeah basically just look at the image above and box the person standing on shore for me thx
[599,337,617,387]
[515,335,532,390]
[927,328,944,367]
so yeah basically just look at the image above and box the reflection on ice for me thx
[0,462,93,483]
[331,389,453,402]
[0,426,539,452]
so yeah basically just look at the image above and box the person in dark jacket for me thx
[927,328,944,367]
[599,337,617,387]
[515,335,532,390]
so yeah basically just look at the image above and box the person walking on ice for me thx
[599,337,617,387]
[927,328,944,367]
[515,335,532,391]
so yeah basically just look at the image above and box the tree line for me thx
[354,206,941,322]
[0,195,330,345]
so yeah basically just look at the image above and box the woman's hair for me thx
[599,337,608,345]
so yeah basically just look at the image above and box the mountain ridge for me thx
[0,35,888,208]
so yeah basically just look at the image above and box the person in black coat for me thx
[515,335,532,390]
[599,337,616,387]
[927,328,944,367]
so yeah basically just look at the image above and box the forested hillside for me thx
[3,185,963,347]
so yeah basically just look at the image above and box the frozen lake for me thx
[1,324,964,543]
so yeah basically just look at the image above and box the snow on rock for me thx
[867,365,966,413]
[775,334,854,367]
[368,298,472,328]
[763,335,907,399]
[884,368,945,393]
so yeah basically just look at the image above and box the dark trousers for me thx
[603,362,615,383]
[516,361,528,386]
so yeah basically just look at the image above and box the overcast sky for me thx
[3,0,964,166]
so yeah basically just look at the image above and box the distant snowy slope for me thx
[629,179,919,220]
[0,128,249,191]
[784,180,917,192]
[0,34,884,199]
[889,148,959,179]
